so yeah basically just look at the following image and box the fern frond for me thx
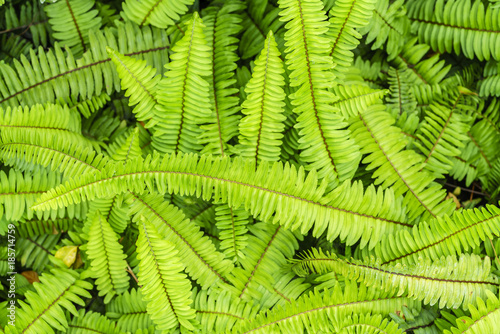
[122,0,194,29]
[4,0,52,47]
[33,153,411,249]
[198,1,243,156]
[444,290,500,334]
[279,0,361,186]
[69,92,110,118]
[0,23,169,109]
[292,249,498,309]
[237,31,286,163]
[349,104,455,222]
[407,0,500,61]
[107,48,161,128]
[18,234,60,271]
[360,0,410,59]
[240,280,422,333]
[44,0,101,57]
[331,84,387,119]
[136,216,197,331]
[17,216,78,238]
[215,204,250,263]
[128,192,233,289]
[327,0,376,82]
[109,127,143,163]
[85,211,129,304]
[3,269,92,334]
[364,204,500,266]
[152,12,212,154]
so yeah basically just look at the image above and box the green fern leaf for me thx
[338,313,403,334]
[85,211,129,304]
[237,31,286,163]
[136,216,197,331]
[152,12,212,154]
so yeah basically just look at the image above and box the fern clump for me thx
[1,0,500,333]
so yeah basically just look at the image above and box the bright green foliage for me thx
[136,216,197,331]
[85,211,129,304]
[122,0,194,28]
[3,0,500,333]
[3,269,92,334]
[292,248,498,309]
[238,31,286,163]
[152,12,212,154]
[44,0,101,57]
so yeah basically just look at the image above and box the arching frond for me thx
[291,249,498,310]
[122,0,194,29]
[331,84,387,119]
[44,0,101,57]
[3,269,92,334]
[85,211,129,304]
[106,288,154,332]
[386,67,418,117]
[107,48,161,128]
[136,216,197,331]
[444,290,500,334]
[364,204,500,266]
[338,313,403,334]
[237,31,286,163]
[33,153,410,249]
[239,280,422,333]
[152,12,212,154]
[215,204,250,263]
[66,309,124,334]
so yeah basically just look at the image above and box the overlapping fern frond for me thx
[122,0,194,28]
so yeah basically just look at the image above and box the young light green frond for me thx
[66,309,125,334]
[360,0,410,59]
[415,98,471,177]
[106,288,154,332]
[3,269,92,334]
[69,92,110,118]
[122,0,194,29]
[349,104,455,222]
[237,31,286,163]
[240,280,422,333]
[107,48,161,128]
[85,211,129,304]
[386,67,418,117]
[193,289,259,333]
[279,0,361,186]
[444,290,500,334]
[327,0,376,83]
[86,194,130,235]
[338,313,403,334]
[331,84,387,119]
[152,12,212,154]
[227,222,299,303]
[129,192,233,289]
[292,249,498,310]
[479,60,500,97]
[136,216,197,331]
[407,0,500,61]
[0,169,63,222]
[32,153,411,249]
[198,1,244,157]
[364,204,500,266]
[0,130,109,180]
[215,204,250,263]
[44,0,101,57]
